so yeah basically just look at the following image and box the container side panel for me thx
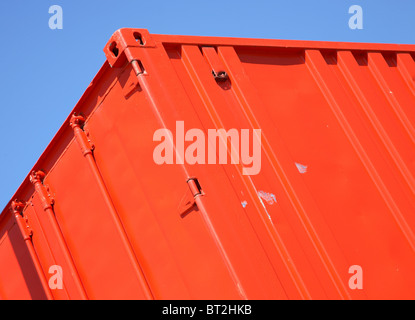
[82,63,283,299]
[225,46,415,299]
[161,42,415,299]
[139,43,291,300]
[24,200,71,299]
[167,44,344,299]
[0,217,47,299]
[335,51,415,201]
[43,139,152,299]
[2,30,415,300]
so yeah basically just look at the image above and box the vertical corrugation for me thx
[28,198,72,299]
[368,52,415,145]
[180,44,305,299]
[219,46,350,300]
[305,49,415,254]
[337,50,415,196]
[135,59,248,299]
[397,53,415,97]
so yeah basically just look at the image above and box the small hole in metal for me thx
[133,32,144,45]
[109,42,119,57]
[212,70,229,81]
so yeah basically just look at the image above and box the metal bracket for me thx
[179,178,204,218]
[11,200,25,216]
[202,47,229,81]
[187,177,204,198]
[11,200,33,240]
[30,170,55,211]
[70,113,95,156]
[103,28,156,68]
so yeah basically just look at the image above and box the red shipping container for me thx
[1,29,415,300]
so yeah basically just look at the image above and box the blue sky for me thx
[0,0,414,210]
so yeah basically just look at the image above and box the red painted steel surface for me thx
[1,29,415,300]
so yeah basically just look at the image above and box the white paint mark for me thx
[241,201,248,208]
[257,190,277,205]
[258,196,273,222]
[295,162,308,174]
[250,183,275,224]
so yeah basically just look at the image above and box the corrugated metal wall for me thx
[1,29,414,299]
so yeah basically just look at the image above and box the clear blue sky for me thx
[1,0,414,210]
